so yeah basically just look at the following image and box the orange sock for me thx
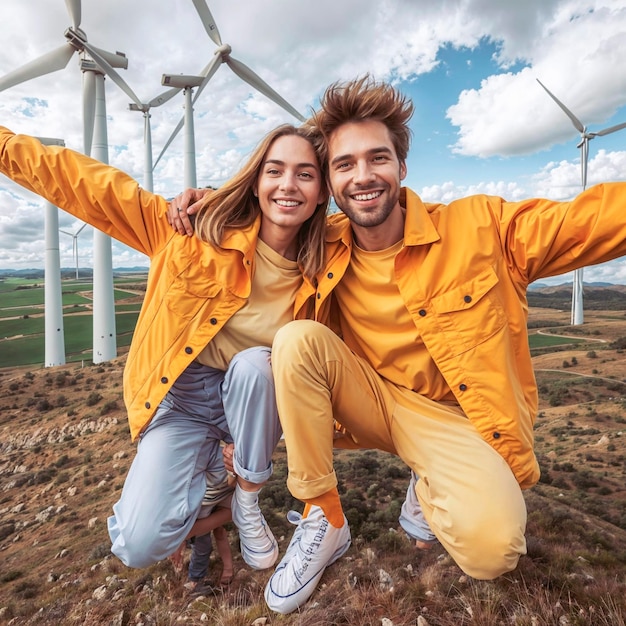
[304,488,344,528]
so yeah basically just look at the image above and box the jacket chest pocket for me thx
[164,259,221,320]
[429,266,506,354]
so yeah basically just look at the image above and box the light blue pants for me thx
[107,347,282,568]
[398,471,437,543]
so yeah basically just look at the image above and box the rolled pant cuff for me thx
[287,470,338,501]
[233,458,273,485]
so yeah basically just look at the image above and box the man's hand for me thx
[167,188,210,236]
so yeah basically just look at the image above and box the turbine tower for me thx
[0,0,146,363]
[153,0,305,183]
[128,87,182,192]
[38,137,67,367]
[537,79,626,326]
[160,74,204,189]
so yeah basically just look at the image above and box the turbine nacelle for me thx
[129,102,149,114]
[162,74,204,89]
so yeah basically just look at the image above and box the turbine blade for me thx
[148,86,182,108]
[153,116,185,170]
[191,0,222,46]
[65,0,81,30]
[536,79,585,134]
[226,56,305,121]
[76,222,88,235]
[0,44,75,92]
[191,53,223,105]
[83,71,96,155]
[82,42,142,107]
[594,121,626,137]
[88,43,129,70]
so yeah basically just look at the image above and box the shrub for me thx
[55,394,68,407]
[86,392,102,407]
[36,399,53,412]
[99,400,118,415]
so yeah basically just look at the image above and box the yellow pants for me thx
[272,320,527,580]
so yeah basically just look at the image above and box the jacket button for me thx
[459,383,467,391]
[185,346,193,354]
[464,295,472,303]
[327,272,333,279]
[317,293,321,299]
[418,309,426,317]
[493,431,501,439]
[145,401,151,409]
[210,318,217,325]
[160,376,168,384]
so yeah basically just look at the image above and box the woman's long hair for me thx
[194,124,328,282]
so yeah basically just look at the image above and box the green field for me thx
[528,333,586,348]
[0,312,140,367]
[0,276,145,367]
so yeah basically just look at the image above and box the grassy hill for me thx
[1,307,626,625]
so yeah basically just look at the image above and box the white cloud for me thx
[448,1,626,157]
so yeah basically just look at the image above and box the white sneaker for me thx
[231,484,278,570]
[264,505,351,614]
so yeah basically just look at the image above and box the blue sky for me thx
[1,0,626,286]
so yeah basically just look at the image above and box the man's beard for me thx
[334,187,399,228]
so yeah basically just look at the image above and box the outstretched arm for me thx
[0,126,169,257]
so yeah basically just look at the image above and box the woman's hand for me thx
[167,187,210,236]
[223,442,235,474]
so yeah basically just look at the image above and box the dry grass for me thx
[1,307,626,625]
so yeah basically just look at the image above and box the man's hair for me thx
[308,75,414,165]
[194,124,328,281]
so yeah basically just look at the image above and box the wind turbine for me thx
[38,136,67,367]
[60,222,88,280]
[0,0,147,363]
[128,87,182,192]
[160,74,205,189]
[153,0,305,184]
[536,79,626,326]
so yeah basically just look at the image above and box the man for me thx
[261,75,626,614]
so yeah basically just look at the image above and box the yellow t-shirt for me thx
[335,239,454,401]
[196,238,302,370]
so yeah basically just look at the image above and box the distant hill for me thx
[0,267,149,279]
[528,283,626,310]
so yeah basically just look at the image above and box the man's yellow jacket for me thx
[299,187,626,488]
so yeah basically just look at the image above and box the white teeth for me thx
[353,191,382,201]
[275,200,300,207]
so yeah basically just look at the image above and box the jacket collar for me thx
[219,214,261,259]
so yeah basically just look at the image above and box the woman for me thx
[0,123,328,571]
